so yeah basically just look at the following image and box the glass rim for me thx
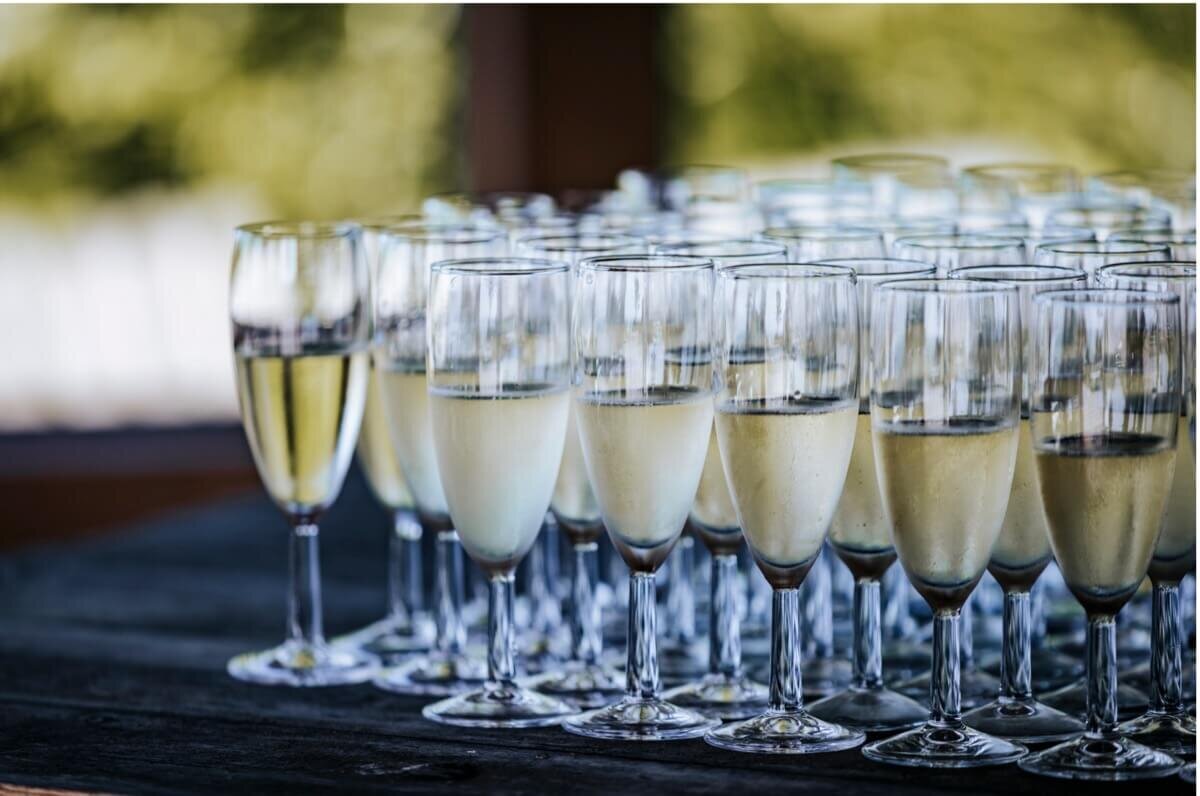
[578,253,713,273]
[236,220,360,239]
[830,152,949,172]
[961,162,1079,180]
[1047,201,1165,218]
[812,257,936,278]
[516,232,645,252]
[874,277,1017,295]
[1110,231,1196,244]
[377,220,503,244]
[1095,261,1197,281]
[350,213,425,231]
[655,237,787,259]
[894,233,1025,250]
[950,264,1087,283]
[430,257,569,277]
[427,189,557,206]
[1034,240,1172,255]
[718,262,856,281]
[763,224,881,241]
[1033,287,1182,307]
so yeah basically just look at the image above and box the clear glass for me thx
[422,190,557,228]
[1110,232,1197,261]
[946,266,1088,743]
[419,258,577,728]
[806,258,934,733]
[842,215,957,253]
[227,221,375,686]
[892,234,1025,276]
[1088,170,1196,233]
[861,279,1028,767]
[1019,289,1183,780]
[959,163,1082,230]
[831,153,951,216]
[763,225,885,261]
[753,178,873,227]
[370,222,503,696]
[703,263,865,754]
[1045,202,1174,241]
[560,254,721,741]
[1033,240,1171,280]
[661,164,750,209]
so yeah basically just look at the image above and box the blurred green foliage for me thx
[0,4,462,216]
[662,4,1195,171]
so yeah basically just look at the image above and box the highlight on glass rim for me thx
[0,2,1194,791]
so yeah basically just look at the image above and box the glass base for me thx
[527,662,625,709]
[808,684,928,733]
[561,695,720,741]
[422,682,577,728]
[227,640,378,687]
[1019,733,1181,780]
[1119,709,1197,759]
[962,696,1085,743]
[894,666,1000,710]
[981,647,1083,692]
[1041,679,1148,721]
[331,613,434,664]
[862,719,1028,768]
[373,651,487,697]
[662,672,770,720]
[704,707,865,755]
[1181,762,1195,782]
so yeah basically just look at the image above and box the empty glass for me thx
[831,153,951,217]
[959,163,1081,230]
[763,225,885,262]
[1033,240,1170,280]
[1110,231,1197,261]
[892,234,1024,276]
[1045,203,1173,241]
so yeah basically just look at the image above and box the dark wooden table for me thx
[0,470,1189,794]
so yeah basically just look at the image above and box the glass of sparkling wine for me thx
[371,222,504,696]
[1095,262,1197,759]
[804,258,935,734]
[1018,288,1185,780]
[560,254,722,741]
[860,279,1028,767]
[227,221,375,686]
[703,263,865,754]
[419,257,578,728]
[946,265,1088,745]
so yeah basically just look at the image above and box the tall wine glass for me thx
[763,225,885,262]
[1095,262,1197,759]
[861,279,1028,767]
[805,258,935,734]
[420,257,578,728]
[560,254,722,741]
[1034,240,1170,281]
[1018,289,1184,780]
[702,263,864,754]
[947,265,1088,744]
[372,222,504,696]
[892,234,1025,276]
[228,221,374,686]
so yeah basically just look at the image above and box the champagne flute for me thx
[892,234,1025,276]
[1018,288,1184,780]
[372,222,504,696]
[1096,262,1197,758]
[1034,240,1170,281]
[420,257,578,728]
[861,279,1028,767]
[227,221,375,686]
[702,263,864,754]
[949,265,1088,744]
[806,258,935,734]
[560,253,722,741]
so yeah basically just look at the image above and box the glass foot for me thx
[1119,709,1197,760]
[1181,762,1195,782]
[422,682,577,728]
[962,696,1084,743]
[862,719,1027,768]
[1019,733,1181,780]
[527,662,625,709]
[894,666,1000,710]
[800,656,853,699]
[227,640,377,687]
[561,695,720,741]
[331,613,434,664]
[704,707,865,754]
[373,651,487,697]
[981,647,1083,692]
[808,684,927,733]
[1041,679,1148,721]
[663,672,770,720]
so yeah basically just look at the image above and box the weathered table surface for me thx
[0,470,1189,794]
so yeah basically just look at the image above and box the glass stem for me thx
[666,536,696,644]
[433,530,466,655]
[961,592,976,667]
[287,522,324,648]
[1151,583,1184,713]
[626,571,660,700]
[802,553,833,658]
[1030,578,1048,649]
[571,542,602,665]
[930,608,961,725]
[710,553,742,678]
[487,572,517,687]
[1000,589,1033,700]
[387,511,423,626]
[853,577,883,689]
[1085,614,1119,738]
[770,587,804,712]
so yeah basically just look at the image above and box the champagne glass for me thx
[228,221,375,686]
[1034,240,1171,281]
[1095,262,1197,758]
[372,222,504,696]
[763,225,885,262]
[861,279,1028,767]
[948,265,1088,744]
[1018,288,1184,780]
[702,263,864,754]
[806,258,935,733]
[420,257,578,728]
[1111,232,1197,261]
[1045,203,1173,242]
[892,234,1025,276]
[560,254,722,741]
